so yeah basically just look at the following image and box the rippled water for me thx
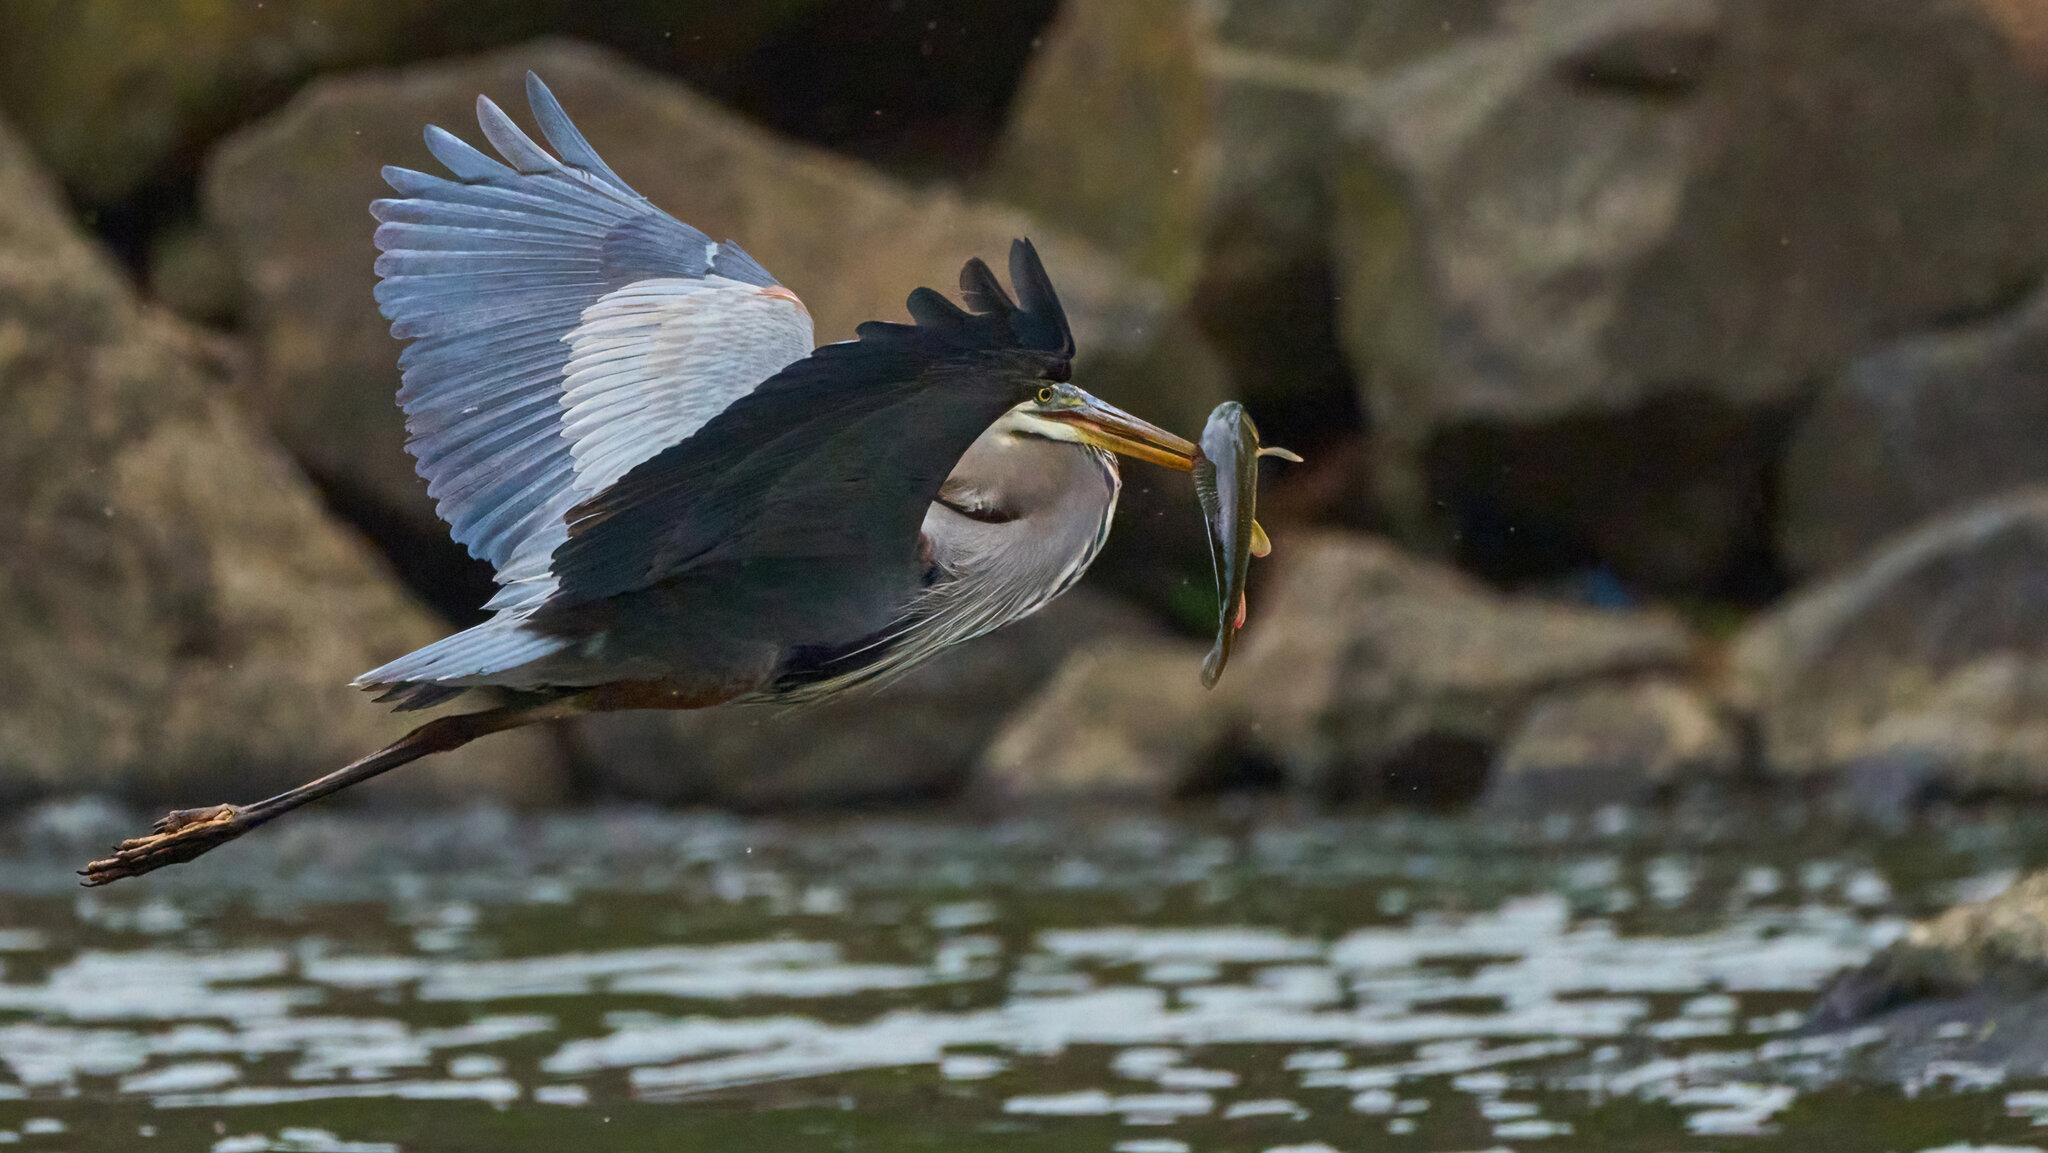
[0,799,2045,1151]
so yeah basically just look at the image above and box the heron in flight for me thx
[84,73,1199,883]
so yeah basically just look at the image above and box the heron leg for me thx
[79,695,591,886]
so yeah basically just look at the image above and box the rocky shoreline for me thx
[8,5,2048,821]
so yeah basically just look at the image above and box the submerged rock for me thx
[1813,871,2048,1046]
[1483,677,1741,810]
[1780,279,2048,579]
[204,39,1195,612]
[1224,531,1692,800]
[0,111,560,806]
[1729,488,2048,799]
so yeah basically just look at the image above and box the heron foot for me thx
[79,804,249,886]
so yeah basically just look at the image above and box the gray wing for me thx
[355,73,813,700]
[371,71,813,614]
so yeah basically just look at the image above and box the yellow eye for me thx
[1036,386,1056,404]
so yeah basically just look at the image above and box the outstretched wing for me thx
[539,240,1076,615]
[364,241,1073,707]
[371,71,813,612]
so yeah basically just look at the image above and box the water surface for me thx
[0,800,2043,1151]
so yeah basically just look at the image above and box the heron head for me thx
[1005,382,1196,471]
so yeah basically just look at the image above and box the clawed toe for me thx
[79,804,250,886]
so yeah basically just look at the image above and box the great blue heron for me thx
[83,73,1204,884]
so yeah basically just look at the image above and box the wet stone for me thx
[0,105,559,806]
[1484,677,1742,811]
[1223,530,1692,799]
[1728,488,2048,800]
[977,639,1220,802]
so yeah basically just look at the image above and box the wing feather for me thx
[475,95,566,175]
[377,164,621,223]
[356,71,817,694]
[559,278,813,499]
[525,71,633,188]
[543,240,1075,612]
[368,72,806,579]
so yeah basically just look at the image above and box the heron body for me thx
[81,72,1212,884]
[347,73,1192,714]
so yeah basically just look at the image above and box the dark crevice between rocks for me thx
[1375,734,1496,809]
[1178,738,1290,801]
[1558,26,1719,99]
[83,175,200,288]
[1092,254,1369,634]
[1088,481,1218,636]
[1319,734,1496,810]
[1191,254,1368,461]
[1092,251,1379,633]
[1917,266,2048,332]
[1422,391,1798,607]
[723,0,1063,181]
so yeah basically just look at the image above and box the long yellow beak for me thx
[1044,394,1197,472]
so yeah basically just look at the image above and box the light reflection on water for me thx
[0,802,2043,1151]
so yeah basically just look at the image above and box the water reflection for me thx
[0,805,2042,1150]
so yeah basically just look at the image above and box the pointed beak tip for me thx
[1054,400,1197,471]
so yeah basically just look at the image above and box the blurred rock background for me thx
[7,0,2048,816]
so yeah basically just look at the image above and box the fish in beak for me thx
[1193,401,1300,688]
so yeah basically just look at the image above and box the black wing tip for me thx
[958,256,1015,316]
[906,285,972,330]
[1007,238,1074,360]
[858,239,1074,366]
[904,238,1073,361]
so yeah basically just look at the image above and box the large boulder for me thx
[1333,0,2048,587]
[1780,280,2048,578]
[1223,532,1693,799]
[0,111,560,808]
[203,39,1198,612]
[1481,677,1741,810]
[976,638,1221,802]
[1197,0,1500,289]
[990,0,1446,460]
[568,589,1161,809]
[998,0,2048,592]
[987,0,1214,296]
[1729,488,2048,797]
[0,1,826,209]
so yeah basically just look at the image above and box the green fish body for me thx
[1194,403,1272,687]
